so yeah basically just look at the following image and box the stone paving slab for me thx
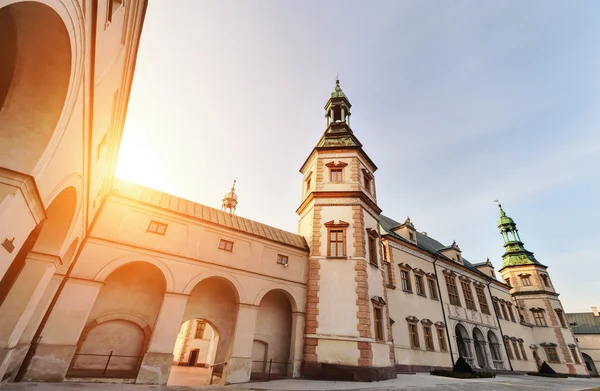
[3,375,600,391]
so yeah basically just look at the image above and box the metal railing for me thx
[464,357,475,368]
[250,359,289,380]
[67,351,143,378]
[493,360,505,370]
[208,361,227,385]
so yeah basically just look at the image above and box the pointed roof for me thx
[495,205,545,270]
[330,78,347,99]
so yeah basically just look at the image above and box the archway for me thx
[582,352,598,377]
[472,328,487,369]
[251,290,292,379]
[0,2,72,174]
[169,319,219,386]
[68,262,166,379]
[455,324,471,364]
[487,331,503,369]
[176,277,239,385]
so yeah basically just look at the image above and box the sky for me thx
[116,1,600,313]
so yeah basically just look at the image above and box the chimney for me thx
[592,306,599,317]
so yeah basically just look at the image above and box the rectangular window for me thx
[305,177,311,194]
[461,281,476,310]
[385,262,394,287]
[557,311,567,327]
[218,239,234,252]
[521,276,532,286]
[147,220,168,235]
[513,341,521,360]
[373,307,383,341]
[508,305,516,322]
[445,275,461,306]
[330,168,343,182]
[541,274,550,287]
[409,231,414,241]
[424,325,434,351]
[505,277,511,287]
[544,346,560,363]
[408,323,420,349]
[437,328,447,351]
[195,321,206,339]
[475,286,490,314]
[328,229,345,257]
[570,347,580,364]
[505,340,515,360]
[428,278,438,300]
[364,174,372,194]
[415,274,425,296]
[401,270,412,292]
[501,303,510,320]
[277,254,289,266]
[368,235,378,267]
[493,300,502,319]
[519,342,528,360]
[533,311,547,327]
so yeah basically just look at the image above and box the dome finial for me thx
[222,178,238,215]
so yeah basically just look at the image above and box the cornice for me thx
[296,191,382,216]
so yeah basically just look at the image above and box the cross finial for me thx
[336,72,339,84]
[494,199,502,209]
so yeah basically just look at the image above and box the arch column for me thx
[289,312,305,378]
[19,277,103,381]
[0,252,59,381]
[221,303,259,384]
[135,292,189,385]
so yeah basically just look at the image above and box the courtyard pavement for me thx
[3,374,600,391]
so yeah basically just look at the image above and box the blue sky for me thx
[116,1,600,312]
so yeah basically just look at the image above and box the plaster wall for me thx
[253,291,292,374]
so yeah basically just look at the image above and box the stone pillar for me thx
[288,312,305,378]
[0,252,58,381]
[221,303,259,384]
[136,292,189,385]
[20,277,103,381]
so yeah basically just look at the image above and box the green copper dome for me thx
[496,204,545,270]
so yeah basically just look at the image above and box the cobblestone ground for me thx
[3,375,600,391]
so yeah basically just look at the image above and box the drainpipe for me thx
[487,278,513,372]
[433,256,455,368]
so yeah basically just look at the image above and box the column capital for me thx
[66,277,104,288]
[238,302,259,310]
[0,167,46,224]
[26,251,62,267]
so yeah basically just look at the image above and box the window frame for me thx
[325,220,349,258]
[474,284,490,314]
[519,340,528,360]
[532,309,547,327]
[436,327,448,352]
[505,337,515,360]
[520,274,532,286]
[218,239,234,252]
[366,229,379,267]
[373,305,384,341]
[326,161,347,183]
[512,340,521,360]
[444,273,461,307]
[507,303,517,322]
[399,264,413,293]
[147,220,168,235]
[543,346,560,363]
[194,321,206,339]
[408,322,420,349]
[277,254,289,266]
[414,272,426,297]
[423,322,435,351]
[460,279,476,310]
[555,308,567,328]
[427,277,439,300]
[570,346,580,364]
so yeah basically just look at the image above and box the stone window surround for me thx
[554,308,568,328]
[427,273,439,300]
[531,307,548,327]
[541,343,560,363]
[442,269,461,307]
[324,220,349,258]
[326,161,348,183]
[406,316,420,349]
[398,263,413,293]
[459,276,477,311]
[371,296,386,341]
[366,228,379,268]
[473,282,490,315]
[421,319,435,351]
[413,268,426,297]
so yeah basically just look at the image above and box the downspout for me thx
[487,278,513,372]
[433,256,455,368]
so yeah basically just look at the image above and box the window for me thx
[364,173,372,194]
[493,300,502,319]
[505,277,511,287]
[532,310,547,327]
[373,306,384,341]
[475,286,490,314]
[428,278,438,300]
[519,341,528,360]
[445,275,461,306]
[461,280,476,310]
[541,274,550,287]
[570,347,580,364]
[556,309,567,328]
[408,323,420,349]
[501,303,509,320]
[521,275,532,286]
[456,254,461,263]
[325,220,348,257]
[195,321,206,339]
[385,261,395,287]
[367,233,378,267]
[401,270,412,292]
[544,346,560,363]
[147,220,168,235]
[409,231,415,241]
[218,239,234,252]
[423,325,434,351]
[305,177,311,194]
[277,254,289,266]
[513,340,521,360]
[437,328,447,351]
[508,304,516,322]
[107,0,123,23]
[505,339,514,359]
[415,274,425,296]
[330,168,343,182]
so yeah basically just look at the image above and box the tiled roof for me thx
[565,312,600,334]
[112,179,309,251]
[379,215,490,278]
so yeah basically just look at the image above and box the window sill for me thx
[369,262,379,269]
[402,289,413,294]
[385,284,396,289]
[417,293,427,298]
[431,297,440,301]
[327,256,347,260]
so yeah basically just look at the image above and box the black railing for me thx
[67,351,143,378]
[250,359,289,380]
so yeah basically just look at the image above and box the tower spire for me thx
[222,179,238,215]
[496,204,543,270]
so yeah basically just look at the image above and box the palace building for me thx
[0,0,595,386]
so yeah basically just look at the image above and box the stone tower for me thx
[497,204,582,375]
[297,80,395,380]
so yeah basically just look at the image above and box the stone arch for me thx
[487,330,502,362]
[455,323,470,359]
[0,0,84,176]
[32,185,78,256]
[253,285,300,313]
[472,327,487,368]
[582,352,598,376]
[95,255,175,292]
[183,271,243,303]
